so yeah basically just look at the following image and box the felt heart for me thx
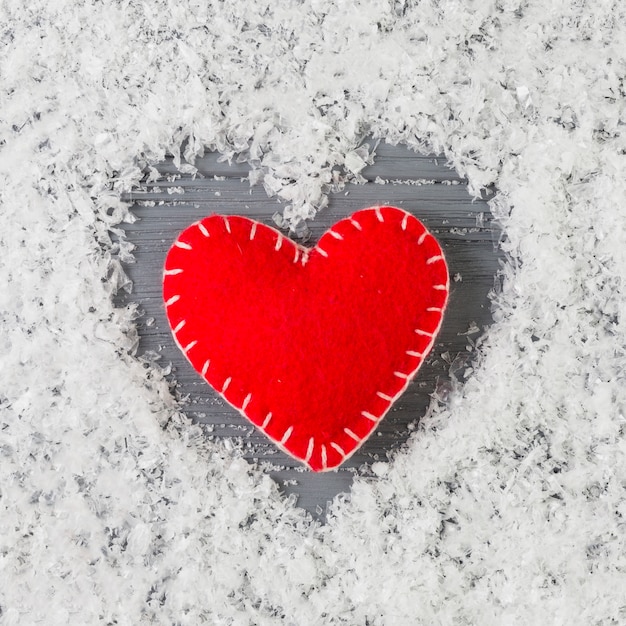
[163,206,448,471]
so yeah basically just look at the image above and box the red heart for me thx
[163,206,448,471]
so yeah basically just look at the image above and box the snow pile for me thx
[1,0,626,623]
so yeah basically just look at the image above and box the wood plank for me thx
[118,142,501,519]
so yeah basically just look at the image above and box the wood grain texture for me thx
[118,142,502,519]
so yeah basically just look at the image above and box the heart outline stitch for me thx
[163,206,449,471]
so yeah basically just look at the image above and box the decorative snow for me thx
[1,0,626,624]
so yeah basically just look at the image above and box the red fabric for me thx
[163,206,449,471]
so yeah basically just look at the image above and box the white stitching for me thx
[344,427,361,442]
[427,307,443,312]
[305,437,315,463]
[170,213,448,471]
[415,328,434,337]
[426,255,444,265]
[361,411,379,422]
[330,442,345,456]
[406,350,423,357]
[241,393,252,411]
[418,232,427,245]
[183,340,197,354]
[280,426,294,445]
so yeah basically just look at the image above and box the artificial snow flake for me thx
[1,0,626,623]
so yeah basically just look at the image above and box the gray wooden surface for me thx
[118,142,501,519]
